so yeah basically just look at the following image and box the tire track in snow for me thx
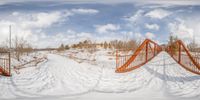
[0,54,105,100]
[144,52,200,99]
[0,59,55,99]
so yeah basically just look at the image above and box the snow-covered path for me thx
[0,52,200,100]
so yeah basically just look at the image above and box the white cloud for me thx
[95,24,120,33]
[12,12,19,16]
[145,32,155,39]
[0,10,73,48]
[134,32,142,39]
[20,11,67,29]
[32,31,93,48]
[71,8,99,14]
[0,8,100,48]
[137,0,200,6]
[145,23,159,30]
[124,10,144,23]
[0,21,15,44]
[167,16,200,45]
[1,0,200,6]
[123,10,144,32]
[145,9,172,19]
[168,20,194,44]
[11,10,73,30]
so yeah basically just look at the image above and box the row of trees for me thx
[2,35,199,62]
[168,35,200,53]
[13,37,33,61]
[57,39,138,52]
[110,40,138,50]
[3,37,136,60]
[0,36,33,61]
[57,44,70,51]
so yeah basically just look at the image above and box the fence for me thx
[0,52,11,76]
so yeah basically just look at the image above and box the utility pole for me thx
[9,25,11,50]
[9,25,11,76]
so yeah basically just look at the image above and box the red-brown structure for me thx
[116,39,200,75]
[0,52,11,76]
[116,39,162,73]
[166,40,200,75]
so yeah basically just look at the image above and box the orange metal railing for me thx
[115,39,200,75]
[0,52,11,76]
[166,40,200,75]
[115,39,162,73]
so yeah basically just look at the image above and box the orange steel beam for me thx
[0,52,11,76]
[166,40,200,75]
[178,42,181,63]
[146,42,148,62]
[115,39,162,73]
[116,39,200,75]
[0,66,10,76]
[116,39,148,72]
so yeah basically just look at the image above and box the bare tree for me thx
[13,36,33,61]
[104,41,108,49]
[57,44,65,52]
[168,35,178,55]
[65,45,70,50]
[126,40,137,51]
[110,39,138,50]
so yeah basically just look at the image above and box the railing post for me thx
[3,59,5,74]
[154,45,156,56]
[146,42,148,62]
[178,42,181,63]
[116,50,118,69]
[9,52,11,76]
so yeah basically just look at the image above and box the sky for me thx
[0,0,200,48]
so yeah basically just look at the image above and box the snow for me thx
[0,50,200,100]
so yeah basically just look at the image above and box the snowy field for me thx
[0,50,200,100]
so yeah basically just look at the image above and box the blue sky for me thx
[0,0,200,48]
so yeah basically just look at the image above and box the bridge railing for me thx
[0,52,11,76]
[115,38,200,75]
[116,39,162,73]
[166,40,200,75]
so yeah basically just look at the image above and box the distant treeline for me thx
[1,35,200,61]
[57,39,139,52]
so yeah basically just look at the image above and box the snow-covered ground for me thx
[0,50,200,100]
